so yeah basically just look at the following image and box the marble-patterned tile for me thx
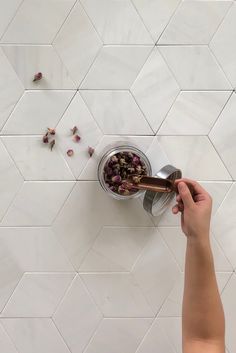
[0,227,73,272]
[53,2,102,87]
[0,48,24,130]
[2,273,75,317]
[136,319,177,353]
[0,0,22,39]
[2,90,75,135]
[156,136,231,180]
[84,318,152,353]
[2,136,75,181]
[1,181,75,226]
[209,93,236,179]
[54,92,102,179]
[80,227,154,272]
[81,45,153,89]
[222,274,236,353]
[53,181,152,270]
[156,318,182,353]
[81,273,154,317]
[159,1,232,45]
[0,323,18,353]
[158,91,231,135]
[132,229,181,314]
[0,139,23,222]
[2,45,75,89]
[131,47,180,133]
[53,275,102,353]
[2,0,76,44]
[81,0,153,44]
[79,135,154,180]
[158,227,232,272]
[132,0,181,42]
[159,46,231,90]
[210,3,236,88]
[212,183,236,269]
[81,90,153,135]
[2,318,71,353]
[159,272,232,317]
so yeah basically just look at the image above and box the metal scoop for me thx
[127,175,178,193]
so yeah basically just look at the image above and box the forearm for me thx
[183,235,225,345]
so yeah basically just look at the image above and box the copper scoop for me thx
[127,175,178,193]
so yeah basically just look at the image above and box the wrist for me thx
[186,233,210,247]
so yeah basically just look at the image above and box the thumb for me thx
[178,182,194,209]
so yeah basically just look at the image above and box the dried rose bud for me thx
[42,134,49,143]
[73,135,81,142]
[88,146,95,157]
[132,156,140,166]
[33,72,42,82]
[71,126,78,135]
[47,128,56,135]
[111,175,122,184]
[67,149,74,157]
[136,165,142,174]
[119,158,126,165]
[50,139,55,151]
[111,155,118,163]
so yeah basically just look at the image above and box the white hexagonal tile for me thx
[81,273,154,317]
[53,181,153,270]
[2,318,71,353]
[159,46,231,90]
[212,183,236,269]
[2,45,76,89]
[132,229,181,314]
[53,275,102,353]
[2,273,75,318]
[80,227,154,272]
[132,0,181,42]
[159,1,232,45]
[0,139,23,221]
[81,0,153,44]
[158,227,232,272]
[210,3,236,88]
[131,47,180,133]
[56,92,103,179]
[81,45,153,89]
[2,136,75,181]
[53,2,102,87]
[84,318,152,353]
[0,48,24,130]
[158,91,231,135]
[81,90,153,135]
[155,136,231,180]
[2,0,76,44]
[2,90,75,135]
[209,93,236,179]
[79,135,154,180]
[1,181,75,226]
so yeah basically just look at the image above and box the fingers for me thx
[177,182,194,209]
[175,178,207,196]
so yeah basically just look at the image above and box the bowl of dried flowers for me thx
[98,145,152,199]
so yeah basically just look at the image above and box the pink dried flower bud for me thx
[50,139,55,151]
[132,156,140,166]
[111,175,122,184]
[71,126,78,135]
[47,128,56,135]
[67,149,74,157]
[42,134,49,143]
[33,72,42,82]
[73,134,81,142]
[88,146,95,157]
[111,155,118,163]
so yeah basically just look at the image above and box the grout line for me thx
[51,318,73,353]
[0,272,24,316]
[0,0,25,41]
[50,181,76,225]
[0,321,21,353]
[208,1,234,45]
[52,274,77,317]
[130,0,155,45]
[79,0,104,44]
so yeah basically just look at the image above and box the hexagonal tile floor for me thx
[0,1,235,353]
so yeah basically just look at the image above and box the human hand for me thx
[172,179,212,239]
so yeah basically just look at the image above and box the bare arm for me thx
[172,179,225,353]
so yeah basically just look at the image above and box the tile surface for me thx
[0,1,235,353]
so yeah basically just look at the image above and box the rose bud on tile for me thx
[33,72,43,82]
[47,128,56,135]
[88,146,95,157]
[50,139,55,151]
[67,149,74,157]
[71,126,78,135]
[73,134,81,142]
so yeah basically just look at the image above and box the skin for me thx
[172,179,225,353]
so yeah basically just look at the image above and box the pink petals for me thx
[33,72,43,82]
[50,139,55,151]
[67,149,74,157]
[88,146,95,157]
[73,134,81,143]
